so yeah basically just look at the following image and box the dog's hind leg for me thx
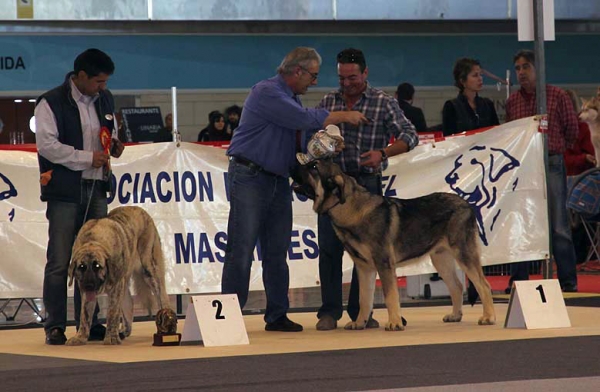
[66,289,97,346]
[378,265,405,331]
[457,262,496,325]
[344,264,376,330]
[120,285,134,338]
[140,233,171,310]
[430,247,464,323]
[453,245,496,325]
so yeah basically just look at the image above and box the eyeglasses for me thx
[300,67,319,81]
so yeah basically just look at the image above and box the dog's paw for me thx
[65,336,87,346]
[343,321,365,330]
[103,334,122,345]
[478,316,496,325]
[443,312,463,323]
[384,322,405,331]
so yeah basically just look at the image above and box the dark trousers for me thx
[43,181,107,333]
[221,161,293,324]
[317,174,382,321]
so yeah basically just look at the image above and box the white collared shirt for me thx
[35,78,108,180]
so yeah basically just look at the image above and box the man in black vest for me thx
[35,48,124,345]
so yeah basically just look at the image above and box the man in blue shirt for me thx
[223,47,367,332]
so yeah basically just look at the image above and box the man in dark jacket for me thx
[395,82,427,132]
[35,48,124,345]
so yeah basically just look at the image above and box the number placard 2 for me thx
[181,294,249,347]
[504,279,571,329]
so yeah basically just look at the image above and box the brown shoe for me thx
[316,315,337,331]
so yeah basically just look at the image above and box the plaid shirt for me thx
[317,84,418,174]
[505,85,578,154]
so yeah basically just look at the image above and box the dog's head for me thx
[68,242,109,294]
[580,96,600,124]
[293,160,347,213]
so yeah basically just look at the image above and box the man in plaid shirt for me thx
[505,49,579,292]
[314,48,419,331]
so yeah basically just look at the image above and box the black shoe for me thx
[562,284,578,293]
[45,328,67,345]
[265,316,303,332]
[88,324,106,341]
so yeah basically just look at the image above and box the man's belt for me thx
[229,156,280,177]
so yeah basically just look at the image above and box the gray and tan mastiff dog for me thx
[67,206,171,345]
[295,160,495,331]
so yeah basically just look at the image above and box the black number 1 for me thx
[213,300,226,319]
[535,285,547,303]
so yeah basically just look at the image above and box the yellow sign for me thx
[17,0,34,19]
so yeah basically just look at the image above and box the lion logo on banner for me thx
[1,172,17,222]
[445,146,520,246]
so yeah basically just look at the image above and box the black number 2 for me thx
[535,285,547,303]
[213,300,226,320]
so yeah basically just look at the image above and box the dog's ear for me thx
[67,259,76,287]
[332,174,346,204]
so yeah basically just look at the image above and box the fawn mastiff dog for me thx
[67,206,172,345]
[295,160,496,331]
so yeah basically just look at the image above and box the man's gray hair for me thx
[276,47,322,75]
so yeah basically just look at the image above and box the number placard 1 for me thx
[504,279,571,329]
[181,294,249,347]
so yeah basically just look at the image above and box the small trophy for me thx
[296,125,344,165]
[153,308,181,346]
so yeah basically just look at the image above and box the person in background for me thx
[314,48,419,331]
[154,112,174,143]
[222,47,368,333]
[35,48,124,345]
[564,89,595,265]
[564,90,595,175]
[442,58,499,136]
[197,111,231,142]
[395,82,427,132]
[505,49,579,292]
[225,104,243,135]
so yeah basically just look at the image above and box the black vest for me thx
[450,94,496,134]
[37,73,115,203]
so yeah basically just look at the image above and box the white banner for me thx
[0,116,548,298]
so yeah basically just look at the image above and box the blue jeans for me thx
[317,174,382,321]
[43,181,107,333]
[511,154,578,288]
[221,161,293,323]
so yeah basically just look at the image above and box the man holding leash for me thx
[36,48,124,345]
[505,49,579,293]
[222,47,367,332]
[315,48,419,330]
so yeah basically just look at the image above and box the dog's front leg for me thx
[105,282,125,345]
[344,264,376,330]
[66,289,96,346]
[378,266,405,331]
